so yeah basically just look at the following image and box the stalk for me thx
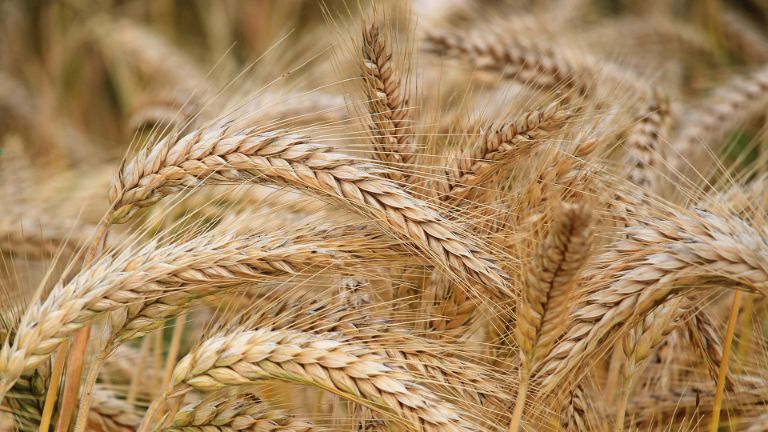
[507,370,530,432]
[162,312,187,389]
[127,335,152,405]
[710,291,743,432]
[37,341,68,432]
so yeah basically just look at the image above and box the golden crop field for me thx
[1,0,768,431]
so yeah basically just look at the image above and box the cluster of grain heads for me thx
[4,1,768,431]
[0,225,406,397]
[537,209,768,395]
[107,127,508,296]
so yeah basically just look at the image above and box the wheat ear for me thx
[108,225,401,344]
[560,384,588,432]
[6,362,49,430]
[165,327,477,432]
[624,95,669,192]
[109,127,508,295]
[421,272,476,336]
[615,297,686,430]
[361,22,416,181]
[671,65,768,180]
[686,310,727,387]
[516,201,593,371]
[87,387,142,432]
[433,103,570,202]
[423,30,651,104]
[508,201,592,432]
[629,382,768,426]
[241,288,510,412]
[0,216,102,261]
[94,18,206,90]
[164,394,317,431]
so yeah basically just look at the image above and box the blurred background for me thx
[2,0,768,168]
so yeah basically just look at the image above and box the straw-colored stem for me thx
[508,370,530,432]
[37,341,68,432]
[127,335,152,405]
[162,312,187,389]
[737,293,754,365]
[53,222,110,431]
[54,327,91,431]
[72,351,108,432]
[154,329,164,398]
[605,346,623,402]
[710,291,742,432]
[137,390,171,432]
[614,371,632,432]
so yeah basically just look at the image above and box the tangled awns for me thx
[4,0,768,431]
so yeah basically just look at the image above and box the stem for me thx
[162,312,187,389]
[736,294,753,367]
[37,341,69,432]
[153,328,164,398]
[710,291,742,432]
[508,370,530,432]
[605,345,623,402]
[54,327,90,431]
[127,335,152,405]
[313,388,325,417]
[72,351,107,432]
[614,369,632,432]
[53,223,110,431]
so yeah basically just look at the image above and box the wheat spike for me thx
[721,9,768,64]
[516,201,592,371]
[672,65,768,180]
[624,95,669,192]
[423,29,651,104]
[560,384,588,432]
[165,394,316,431]
[686,310,728,387]
[87,387,142,432]
[168,327,477,432]
[361,22,416,181]
[433,103,570,202]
